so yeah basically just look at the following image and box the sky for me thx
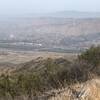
[0,0,100,15]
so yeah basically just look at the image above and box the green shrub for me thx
[78,46,100,66]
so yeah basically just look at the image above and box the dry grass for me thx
[48,78,100,100]
[0,51,76,75]
[0,50,77,64]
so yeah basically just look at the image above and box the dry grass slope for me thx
[49,78,100,100]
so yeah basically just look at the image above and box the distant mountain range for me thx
[1,11,100,19]
[46,11,100,18]
[15,11,100,18]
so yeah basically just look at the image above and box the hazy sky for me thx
[0,0,100,15]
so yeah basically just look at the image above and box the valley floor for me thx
[0,50,77,64]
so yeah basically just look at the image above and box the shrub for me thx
[78,46,100,66]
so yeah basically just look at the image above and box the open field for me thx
[0,50,77,64]
[0,50,77,75]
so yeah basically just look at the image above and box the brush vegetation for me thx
[0,46,100,100]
